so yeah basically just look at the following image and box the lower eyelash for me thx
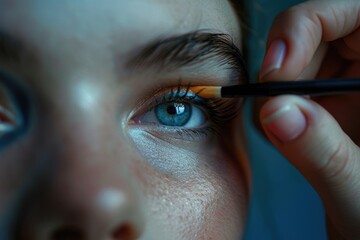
[174,126,219,140]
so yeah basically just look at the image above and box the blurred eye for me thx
[0,87,19,138]
[138,101,206,128]
[0,106,18,135]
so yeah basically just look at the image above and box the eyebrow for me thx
[0,30,248,83]
[127,31,248,83]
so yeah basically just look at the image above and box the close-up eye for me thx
[137,101,206,128]
[130,84,213,132]
[129,83,242,140]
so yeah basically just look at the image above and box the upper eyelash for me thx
[158,81,194,103]
[152,82,242,127]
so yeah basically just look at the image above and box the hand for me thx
[255,0,360,239]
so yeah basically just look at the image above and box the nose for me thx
[13,127,144,239]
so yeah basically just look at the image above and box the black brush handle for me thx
[221,78,360,97]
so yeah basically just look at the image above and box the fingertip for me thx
[260,95,359,187]
[258,39,287,81]
[260,96,307,143]
[259,3,323,82]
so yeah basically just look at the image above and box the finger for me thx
[252,97,268,137]
[260,95,360,238]
[259,0,360,81]
[252,43,327,137]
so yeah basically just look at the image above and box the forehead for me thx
[0,0,241,51]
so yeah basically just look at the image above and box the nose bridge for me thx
[15,106,144,239]
[42,80,135,199]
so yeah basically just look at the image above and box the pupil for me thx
[167,105,177,115]
[155,102,191,126]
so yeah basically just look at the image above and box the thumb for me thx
[260,95,360,238]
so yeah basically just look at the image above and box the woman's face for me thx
[0,0,249,239]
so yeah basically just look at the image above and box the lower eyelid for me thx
[128,125,216,142]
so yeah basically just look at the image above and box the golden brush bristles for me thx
[189,86,222,98]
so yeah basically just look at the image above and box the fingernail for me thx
[262,103,306,142]
[259,40,287,81]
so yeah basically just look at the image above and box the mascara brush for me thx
[190,78,360,98]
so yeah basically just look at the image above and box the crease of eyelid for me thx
[126,30,249,84]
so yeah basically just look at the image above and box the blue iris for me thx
[155,102,192,126]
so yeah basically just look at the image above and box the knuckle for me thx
[273,4,307,25]
[273,4,320,49]
[299,16,320,48]
[318,139,354,183]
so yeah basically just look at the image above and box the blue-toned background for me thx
[243,1,327,239]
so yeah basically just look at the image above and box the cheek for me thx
[129,130,247,239]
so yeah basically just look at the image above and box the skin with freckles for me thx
[0,0,249,239]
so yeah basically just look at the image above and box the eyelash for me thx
[134,82,242,139]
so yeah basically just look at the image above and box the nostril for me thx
[51,226,85,240]
[112,224,136,240]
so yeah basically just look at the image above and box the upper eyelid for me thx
[131,85,206,115]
